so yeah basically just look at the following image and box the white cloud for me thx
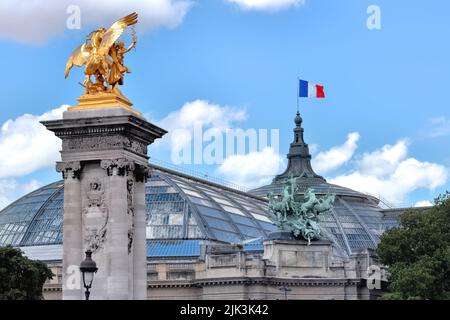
[0,0,193,44]
[227,0,305,11]
[217,147,284,188]
[428,116,450,138]
[0,179,42,210]
[0,105,67,178]
[328,139,448,204]
[155,99,247,154]
[312,132,359,175]
[158,100,247,131]
[414,200,433,207]
[357,139,409,176]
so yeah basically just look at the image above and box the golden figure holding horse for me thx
[65,12,137,97]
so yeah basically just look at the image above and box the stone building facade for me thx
[36,237,385,300]
[0,111,404,300]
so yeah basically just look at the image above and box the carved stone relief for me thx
[127,179,134,254]
[127,228,134,255]
[127,179,134,216]
[63,135,147,155]
[83,178,109,253]
[124,137,147,155]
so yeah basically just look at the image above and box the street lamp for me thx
[79,249,98,300]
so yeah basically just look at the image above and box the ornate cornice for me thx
[147,277,363,289]
[41,115,167,146]
[54,126,126,137]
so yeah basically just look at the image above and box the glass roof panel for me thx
[196,205,225,219]
[22,189,64,246]
[210,229,242,243]
[210,196,233,206]
[235,224,264,238]
[228,214,257,227]
[258,221,278,232]
[203,216,235,232]
[181,188,204,198]
[187,196,214,208]
[146,179,170,187]
[220,205,245,216]
[250,213,272,223]
[146,186,177,194]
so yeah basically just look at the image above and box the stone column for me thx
[57,161,83,300]
[100,158,135,300]
[132,165,149,299]
[42,100,166,300]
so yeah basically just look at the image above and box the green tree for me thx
[0,246,53,300]
[377,192,450,300]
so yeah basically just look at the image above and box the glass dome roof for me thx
[145,165,277,243]
[0,181,64,247]
[0,163,384,258]
[0,165,276,248]
[0,112,389,258]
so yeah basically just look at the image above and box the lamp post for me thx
[279,285,292,300]
[79,249,98,300]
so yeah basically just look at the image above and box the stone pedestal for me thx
[263,238,334,278]
[42,95,166,300]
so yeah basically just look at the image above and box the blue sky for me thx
[0,0,449,208]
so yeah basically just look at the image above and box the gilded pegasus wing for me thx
[65,43,90,78]
[98,12,138,57]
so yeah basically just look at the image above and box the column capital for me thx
[134,164,150,183]
[56,161,82,180]
[100,158,135,176]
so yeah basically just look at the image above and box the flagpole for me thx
[296,77,300,113]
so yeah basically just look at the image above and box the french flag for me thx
[299,79,325,98]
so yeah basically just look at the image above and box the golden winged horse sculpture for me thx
[65,12,137,96]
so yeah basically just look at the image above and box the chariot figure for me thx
[268,178,336,244]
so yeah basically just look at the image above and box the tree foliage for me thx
[0,246,53,300]
[377,191,450,300]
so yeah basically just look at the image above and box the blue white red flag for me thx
[299,79,325,98]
